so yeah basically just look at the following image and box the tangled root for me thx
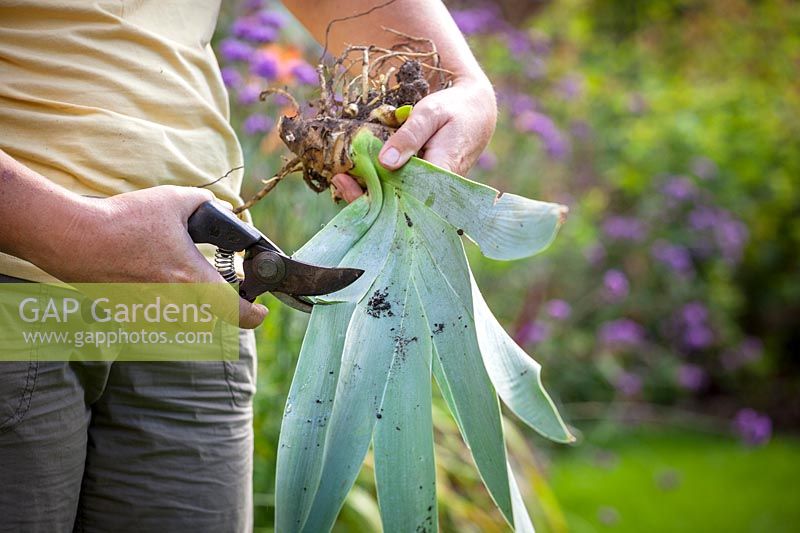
[235,28,452,212]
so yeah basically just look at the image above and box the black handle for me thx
[187,201,262,251]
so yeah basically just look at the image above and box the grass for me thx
[544,426,800,533]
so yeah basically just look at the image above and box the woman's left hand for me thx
[331,76,498,203]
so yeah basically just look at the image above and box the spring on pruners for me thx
[214,248,238,283]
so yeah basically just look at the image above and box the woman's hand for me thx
[331,76,498,203]
[31,185,268,329]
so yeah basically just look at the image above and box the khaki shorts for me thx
[0,275,257,533]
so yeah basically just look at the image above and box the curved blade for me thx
[272,292,314,314]
[277,257,364,297]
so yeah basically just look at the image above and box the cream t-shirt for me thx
[0,0,244,282]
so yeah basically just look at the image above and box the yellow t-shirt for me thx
[0,0,244,282]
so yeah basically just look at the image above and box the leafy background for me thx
[213,0,800,531]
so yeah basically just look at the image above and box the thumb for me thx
[239,298,268,329]
[167,185,217,219]
[378,98,447,170]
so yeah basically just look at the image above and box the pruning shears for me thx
[187,201,362,313]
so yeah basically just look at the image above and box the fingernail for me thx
[380,146,401,167]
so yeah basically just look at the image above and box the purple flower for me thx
[497,90,536,116]
[570,120,592,140]
[602,216,646,242]
[603,269,629,301]
[250,52,278,80]
[689,207,719,231]
[691,156,717,180]
[681,302,708,325]
[232,17,278,43]
[506,30,532,57]
[530,33,551,56]
[220,67,242,89]
[585,244,606,266]
[556,74,583,101]
[242,114,274,135]
[219,38,253,63]
[651,240,693,275]
[524,57,547,80]
[615,372,642,397]
[662,176,696,202]
[683,326,713,349]
[257,10,285,28]
[721,337,764,371]
[689,207,748,263]
[600,319,645,347]
[545,299,572,320]
[515,111,569,160]
[733,409,772,446]
[677,364,707,391]
[237,84,261,106]
[518,321,549,346]
[451,7,501,35]
[477,150,498,171]
[516,110,555,134]
[715,218,748,264]
[741,337,764,360]
[249,25,278,43]
[291,61,318,85]
[679,302,713,349]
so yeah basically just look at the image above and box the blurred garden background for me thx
[213,0,800,531]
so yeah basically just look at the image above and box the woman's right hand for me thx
[33,185,268,329]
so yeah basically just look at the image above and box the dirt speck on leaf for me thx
[367,288,394,318]
[393,334,419,363]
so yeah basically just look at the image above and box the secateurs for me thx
[187,201,362,313]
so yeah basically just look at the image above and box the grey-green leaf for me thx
[355,131,566,260]
[471,273,574,443]
[413,239,514,527]
[275,302,356,531]
[373,284,437,533]
[316,183,400,304]
[278,129,571,532]
[301,210,413,532]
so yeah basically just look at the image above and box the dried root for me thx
[234,157,303,214]
[237,27,453,210]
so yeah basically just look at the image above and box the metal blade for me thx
[276,256,364,297]
[271,292,314,313]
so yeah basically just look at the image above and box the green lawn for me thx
[546,427,800,533]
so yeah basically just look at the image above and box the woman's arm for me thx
[0,150,267,328]
[283,0,498,200]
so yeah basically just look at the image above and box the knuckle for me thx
[170,269,193,284]
[418,95,444,118]
[392,125,423,151]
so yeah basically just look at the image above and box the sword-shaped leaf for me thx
[316,183,399,304]
[356,132,566,261]
[275,302,356,531]
[279,129,571,531]
[373,284,437,533]
[293,145,384,267]
[301,207,413,532]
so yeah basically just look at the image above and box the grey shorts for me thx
[0,276,257,532]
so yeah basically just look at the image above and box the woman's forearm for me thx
[283,0,487,82]
[0,149,92,268]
